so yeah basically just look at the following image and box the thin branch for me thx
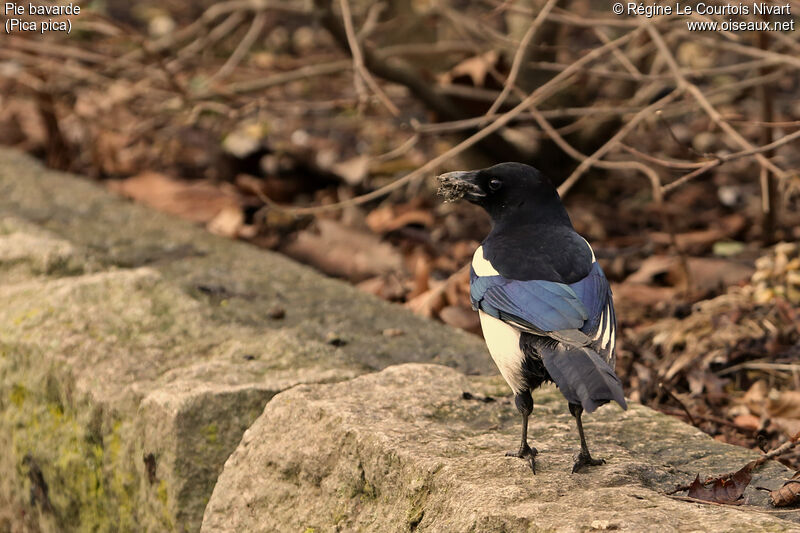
[557,88,681,197]
[659,382,697,426]
[646,24,788,181]
[414,107,645,134]
[529,108,664,202]
[373,134,420,163]
[171,11,247,69]
[4,35,112,64]
[619,144,706,170]
[269,28,643,215]
[592,26,642,79]
[356,1,385,40]
[662,128,800,194]
[693,34,800,70]
[339,0,369,108]
[753,432,799,468]
[210,12,268,81]
[757,25,778,243]
[482,0,558,121]
[221,60,352,95]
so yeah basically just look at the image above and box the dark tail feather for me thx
[540,345,627,413]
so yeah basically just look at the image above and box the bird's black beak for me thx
[436,170,485,203]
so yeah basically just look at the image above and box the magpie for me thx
[437,162,627,474]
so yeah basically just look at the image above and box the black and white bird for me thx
[438,162,627,474]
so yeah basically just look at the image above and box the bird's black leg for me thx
[505,389,537,474]
[569,403,605,473]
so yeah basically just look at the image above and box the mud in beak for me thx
[436,171,486,203]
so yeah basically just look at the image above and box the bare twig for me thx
[718,362,800,376]
[659,382,696,426]
[667,494,800,513]
[757,27,778,243]
[356,1,385,40]
[222,60,352,95]
[339,0,369,108]
[592,26,642,79]
[482,0,558,121]
[529,108,663,201]
[658,408,758,434]
[662,128,800,194]
[692,34,800,70]
[646,24,788,182]
[173,11,247,66]
[557,88,681,197]
[619,144,705,170]
[753,432,800,469]
[4,35,112,64]
[414,107,645,134]
[211,12,268,81]
[373,134,420,163]
[269,28,643,215]
[339,0,410,117]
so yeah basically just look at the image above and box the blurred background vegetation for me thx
[1,0,799,467]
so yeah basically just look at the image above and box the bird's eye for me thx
[488,179,503,191]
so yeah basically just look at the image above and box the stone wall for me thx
[0,149,491,532]
[0,148,796,532]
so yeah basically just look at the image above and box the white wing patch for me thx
[471,246,500,276]
[580,236,596,263]
[593,309,605,342]
[600,309,612,348]
[608,322,616,355]
[591,302,615,353]
[478,310,525,393]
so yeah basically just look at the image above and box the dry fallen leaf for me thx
[648,214,746,254]
[769,471,800,507]
[766,390,800,420]
[332,155,370,186]
[624,255,753,294]
[356,275,406,301]
[109,172,240,223]
[365,206,435,234]
[744,380,800,436]
[439,305,480,332]
[611,282,676,307]
[207,206,245,238]
[281,219,403,282]
[624,255,678,285]
[438,50,499,87]
[687,461,754,505]
[406,282,447,318]
[731,414,760,432]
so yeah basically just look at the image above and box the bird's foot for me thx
[506,443,538,474]
[571,451,605,473]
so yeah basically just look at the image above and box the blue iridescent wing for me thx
[471,262,616,360]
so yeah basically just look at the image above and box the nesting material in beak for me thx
[436,171,485,203]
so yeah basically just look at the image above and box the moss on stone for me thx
[1,349,138,532]
[156,479,174,531]
[0,148,495,532]
[204,423,219,445]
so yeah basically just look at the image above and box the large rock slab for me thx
[0,148,493,532]
[203,364,798,532]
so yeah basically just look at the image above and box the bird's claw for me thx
[571,451,605,473]
[506,443,538,474]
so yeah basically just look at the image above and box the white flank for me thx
[479,310,525,393]
[580,236,596,263]
[471,246,500,276]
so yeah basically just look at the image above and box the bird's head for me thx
[437,162,567,224]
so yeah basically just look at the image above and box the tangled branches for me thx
[1,0,798,238]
